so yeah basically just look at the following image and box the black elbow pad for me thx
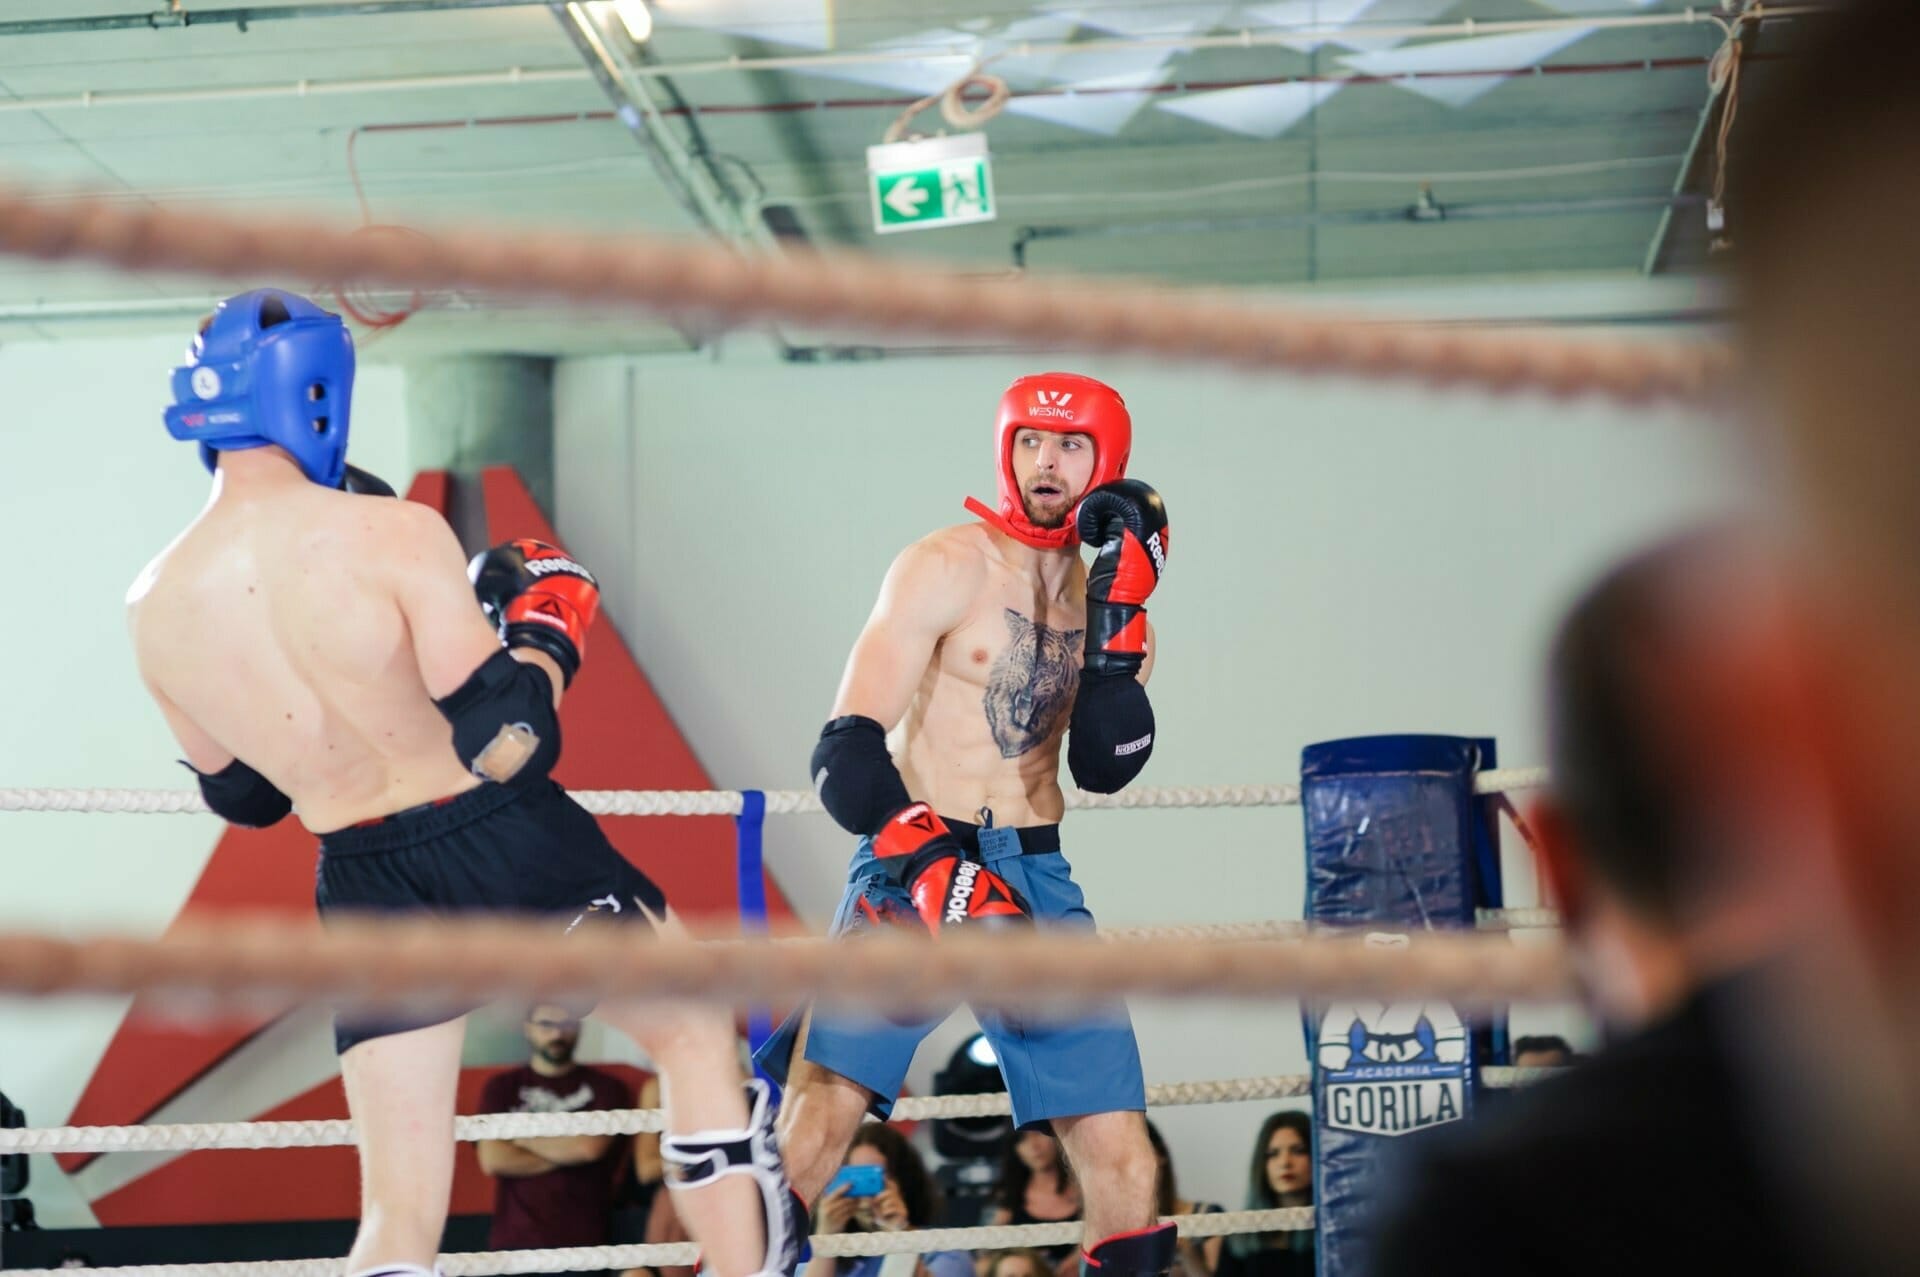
[810,715,912,836]
[1067,672,1155,794]
[435,648,561,785]
[187,758,292,828]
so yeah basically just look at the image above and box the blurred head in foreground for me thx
[1534,528,1794,1033]
[1724,0,1920,1259]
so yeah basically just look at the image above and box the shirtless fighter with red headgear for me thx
[756,372,1175,1277]
[129,290,803,1277]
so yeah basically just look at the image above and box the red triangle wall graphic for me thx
[66,467,793,1222]
[477,466,798,922]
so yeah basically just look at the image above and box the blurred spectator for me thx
[986,1130,1080,1267]
[1370,531,1813,1275]
[1145,1121,1223,1276]
[982,1248,1053,1277]
[808,1123,970,1277]
[1509,1036,1574,1069]
[617,1076,682,1277]
[1214,1112,1312,1277]
[476,1005,633,1274]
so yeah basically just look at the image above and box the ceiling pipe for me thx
[0,53,1739,118]
[1011,194,1704,268]
[0,1,546,37]
[0,5,1826,62]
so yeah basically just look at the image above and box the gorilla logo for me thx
[1316,1001,1468,1074]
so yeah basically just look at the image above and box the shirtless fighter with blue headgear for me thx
[133,289,804,1277]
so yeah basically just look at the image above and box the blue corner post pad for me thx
[1300,735,1489,1277]
[734,789,777,1090]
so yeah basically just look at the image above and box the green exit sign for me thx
[867,133,995,235]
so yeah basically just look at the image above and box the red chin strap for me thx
[964,495,1080,550]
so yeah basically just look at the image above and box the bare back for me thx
[129,467,500,833]
[833,521,1152,828]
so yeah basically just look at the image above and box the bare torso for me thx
[890,524,1086,827]
[128,474,481,833]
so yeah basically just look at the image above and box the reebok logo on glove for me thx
[524,555,593,579]
[945,861,984,924]
[1145,530,1167,576]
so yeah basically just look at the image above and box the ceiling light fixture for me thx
[611,0,653,43]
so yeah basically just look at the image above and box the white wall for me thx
[0,335,410,1228]
[554,335,1742,1206]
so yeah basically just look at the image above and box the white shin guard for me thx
[661,1078,807,1277]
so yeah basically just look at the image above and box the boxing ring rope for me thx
[1,1068,1561,1156]
[0,766,1550,816]
[0,183,1724,403]
[0,921,1573,1014]
[0,772,1561,932]
[9,1208,1316,1277]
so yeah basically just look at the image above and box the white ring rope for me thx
[8,1209,1316,1277]
[0,1076,1309,1155]
[0,768,1549,816]
[0,1070,1549,1156]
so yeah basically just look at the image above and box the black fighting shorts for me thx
[316,779,667,1054]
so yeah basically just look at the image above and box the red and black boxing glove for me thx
[469,539,601,688]
[869,803,1030,935]
[1076,479,1168,679]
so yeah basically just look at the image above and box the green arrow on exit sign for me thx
[867,134,995,235]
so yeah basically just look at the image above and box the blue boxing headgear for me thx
[165,289,355,488]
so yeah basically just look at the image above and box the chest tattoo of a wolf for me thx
[983,608,1082,759]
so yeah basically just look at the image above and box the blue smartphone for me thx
[826,1165,885,1198]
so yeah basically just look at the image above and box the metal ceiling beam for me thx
[0,1,546,37]
[548,2,771,253]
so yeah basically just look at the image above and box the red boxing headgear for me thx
[963,372,1132,550]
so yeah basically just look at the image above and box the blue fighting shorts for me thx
[754,816,1146,1130]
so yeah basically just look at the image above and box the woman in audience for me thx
[1146,1121,1224,1276]
[809,1124,971,1277]
[1214,1111,1313,1277]
[981,1248,1054,1277]
[987,1130,1081,1267]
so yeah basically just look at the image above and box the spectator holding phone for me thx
[808,1125,970,1277]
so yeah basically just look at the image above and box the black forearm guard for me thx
[1067,671,1155,794]
[811,715,912,836]
[434,647,561,785]
[186,758,292,828]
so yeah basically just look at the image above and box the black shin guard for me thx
[1081,1223,1178,1277]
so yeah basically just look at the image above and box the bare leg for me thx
[1054,1110,1159,1243]
[598,907,771,1277]
[774,1016,879,1205]
[340,1016,469,1271]
[599,997,771,1276]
